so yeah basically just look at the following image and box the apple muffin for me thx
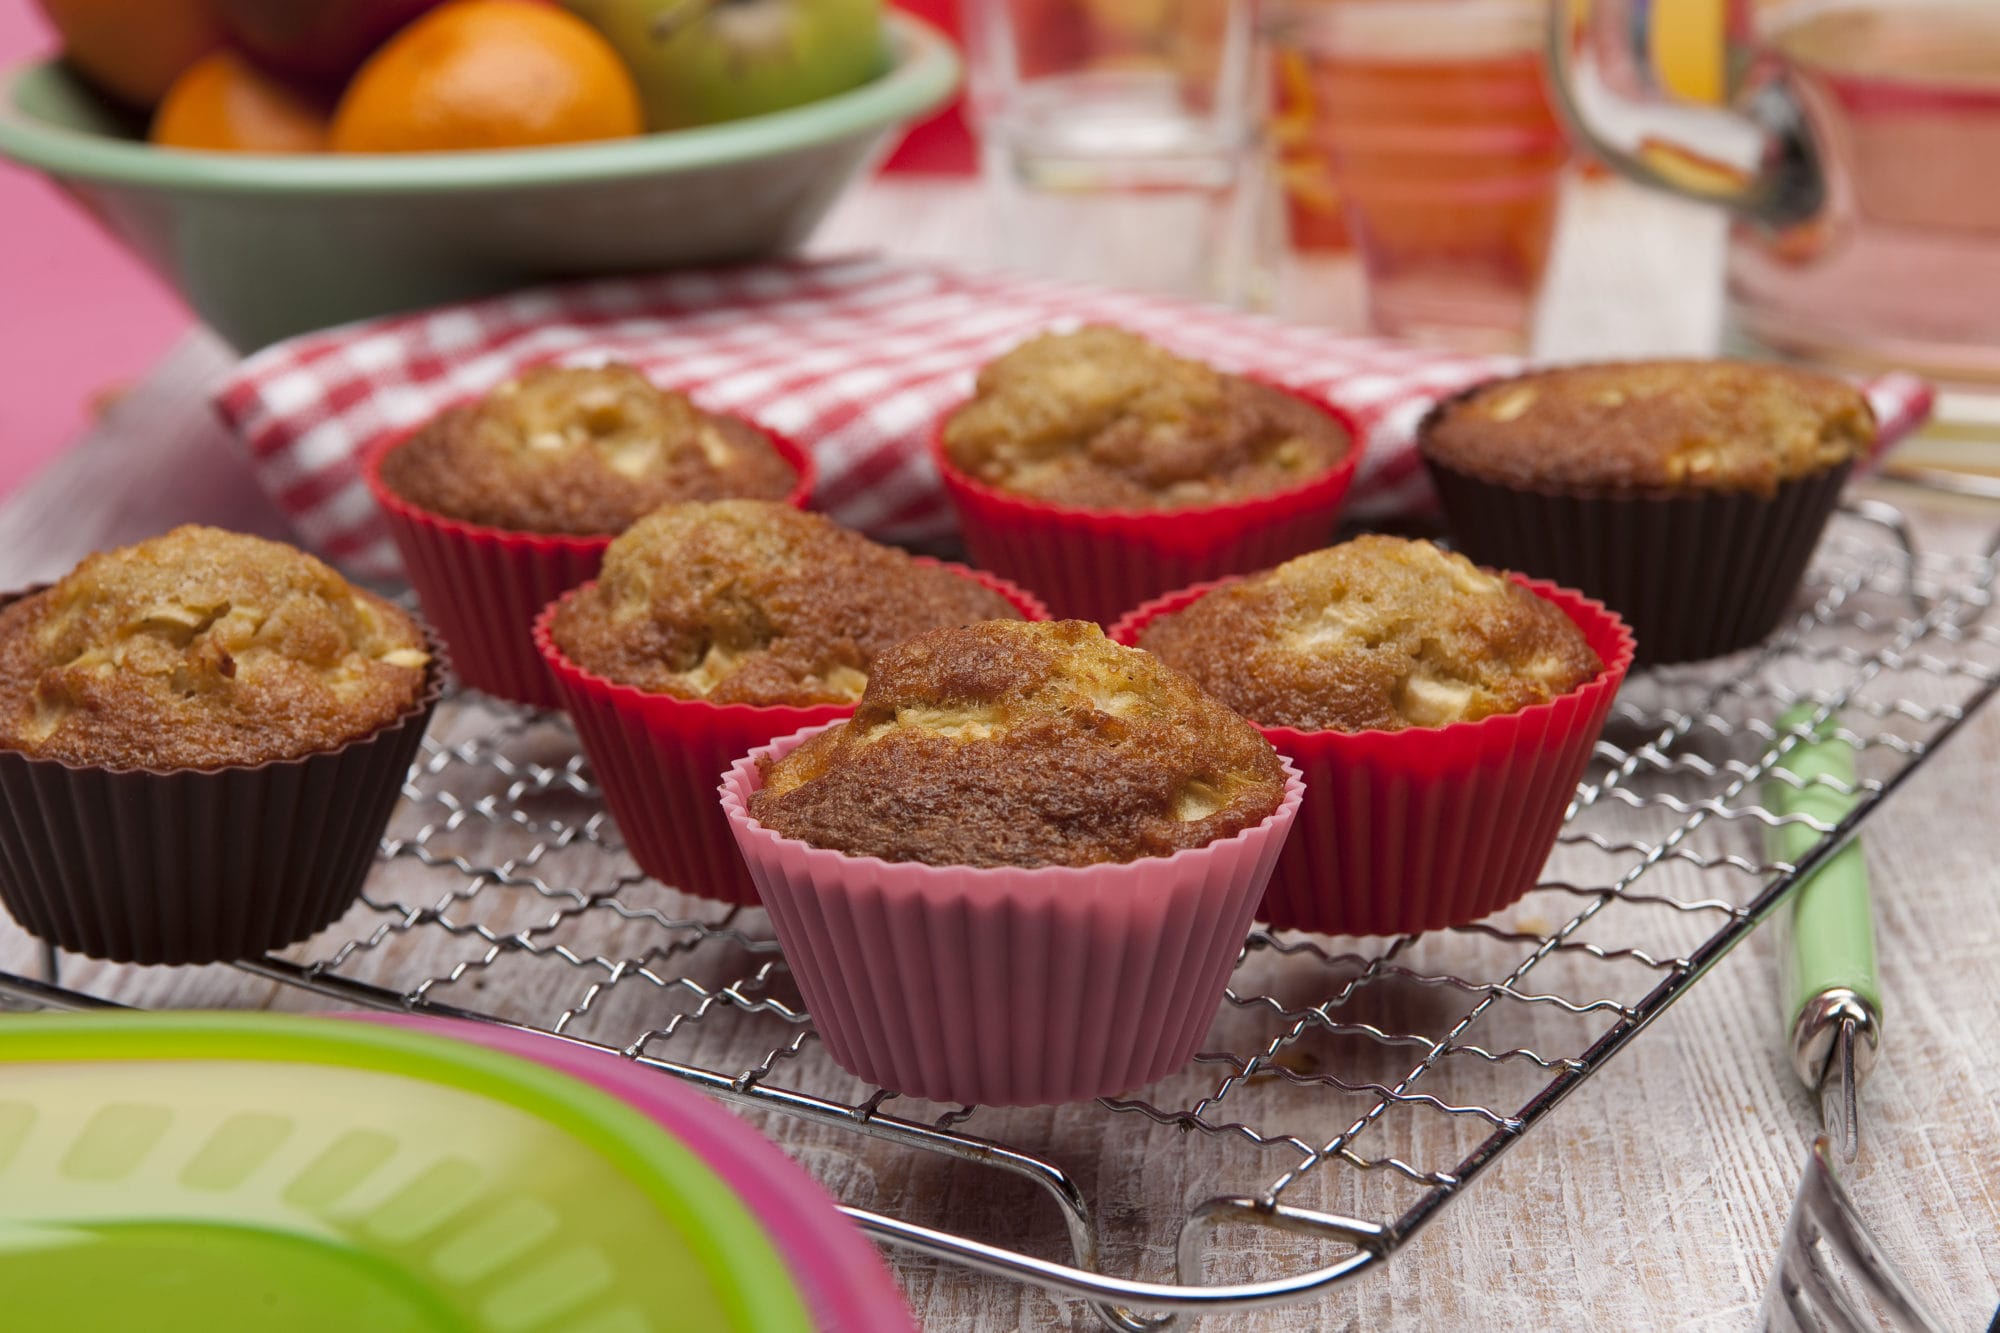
[380,363,799,535]
[0,526,430,771]
[0,527,441,965]
[1418,359,1873,499]
[550,500,1022,706]
[749,619,1287,868]
[1417,359,1874,664]
[939,326,1350,510]
[1138,536,1602,733]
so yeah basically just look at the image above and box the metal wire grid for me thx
[3,505,1998,1329]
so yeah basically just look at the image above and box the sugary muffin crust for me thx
[1138,536,1602,733]
[551,501,1022,706]
[749,619,1287,868]
[1418,360,1874,497]
[0,526,430,770]
[380,363,798,535]
[940,326,1350,510]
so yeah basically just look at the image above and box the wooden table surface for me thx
[2,179,1998,1332]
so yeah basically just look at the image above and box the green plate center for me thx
[2,1220,474,1332]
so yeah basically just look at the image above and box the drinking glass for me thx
[960,0,1262,302]
[1272,0,1568,353]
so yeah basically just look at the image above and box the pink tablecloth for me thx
[0,4,193,498]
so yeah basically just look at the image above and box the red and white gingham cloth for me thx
[215,255,1935,582]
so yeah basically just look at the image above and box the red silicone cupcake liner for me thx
[1111,576,1635,937]
[929,387,1362,624]
[535,565,1048,907]
[0,591,444,965]
[721,724,1305,1106]
[364,422,816,709]
[1423,455,1852,666]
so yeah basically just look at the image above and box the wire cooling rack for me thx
[3,502,1998,1329]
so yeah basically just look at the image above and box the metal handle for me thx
[1544,0,1826,228]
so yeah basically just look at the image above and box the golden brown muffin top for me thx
[749,619,1287,868]
[1138,536,1602,733]
[940,326,1350,510]
[0,526,431,771]
[380,363,799,535]
[551,501,1023,707]
[1418,360,1874,497]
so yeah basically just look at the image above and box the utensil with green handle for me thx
[1759,706,1946,1333]
[1768,703,1882,1165]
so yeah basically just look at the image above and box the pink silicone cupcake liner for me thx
[721,724,1305,1106]
[929,386,1362,624]
[536,566,1048,906]
[1111,576,1635,937]
[364,422,815,709]
[0,590,444,965]
[364,1015,916,1333]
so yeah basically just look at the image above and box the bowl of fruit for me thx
[0,0,957,350]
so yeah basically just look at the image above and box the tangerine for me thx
[329,0,644,153]
[151,52,331,153]
[35,0,227,109]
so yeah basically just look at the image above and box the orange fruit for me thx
[329,1,644,153]
[151,52,331,153]
[35,0,227,109]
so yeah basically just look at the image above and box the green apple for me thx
[565,0,891,131]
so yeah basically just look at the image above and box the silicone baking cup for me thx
[0,589,444,965]
[535,565,1047,907]
[364,421,815,709]
[721,724,1306,1106]
[929,388,1361,624]
[1111,576,1634,937]
[1418,398,1853,665]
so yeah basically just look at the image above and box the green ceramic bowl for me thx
[0,13,957,351]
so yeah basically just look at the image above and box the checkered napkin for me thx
[215,255,1936,582]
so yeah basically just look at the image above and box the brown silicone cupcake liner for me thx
[1422,456,1853,666]
[0,592,443,965]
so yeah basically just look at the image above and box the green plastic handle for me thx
[1768,705,1882,1036]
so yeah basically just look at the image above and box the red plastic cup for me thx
[721,724,1305,1106]
[1111,575,1634,936]
[929,388,1362,624]
[534,565,1048,907]
[364,423,815,710]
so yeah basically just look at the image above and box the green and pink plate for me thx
[0,1011,913,1332]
